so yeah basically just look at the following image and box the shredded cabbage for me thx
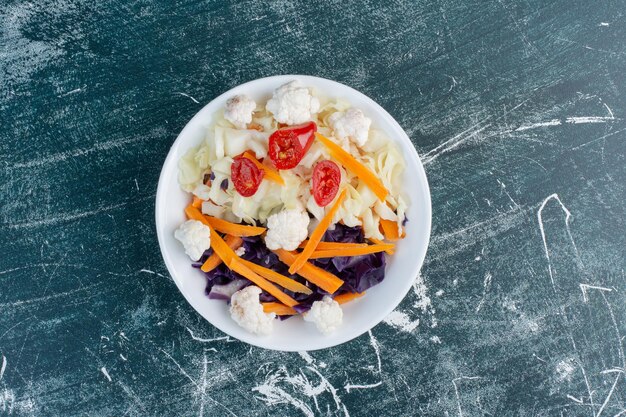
[178,93,409,233]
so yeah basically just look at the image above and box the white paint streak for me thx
[515,119,561,131]
[579,284,613,303]
[422,122,491,164]
[159,348,199,388]
[0,355,6,381]
[101,366,112,382]
[120,354,127,361]
[567,394,584,404]
[368,330,382,374]
[186,327,232,343]
[475,272,493,312]
[383,311,419,333]
[452,376,482,417]
[566,116,616,124]
[298,351,314,365]
[599,22,610,26]
[596,372,621,417]
[344,381,382,393]
[537,194,580,290]
[139,269,167,279]
[174,92,200,104]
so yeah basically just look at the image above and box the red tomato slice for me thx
[231,155,264,197]
[312,160,341,207]
[268,121,317,170]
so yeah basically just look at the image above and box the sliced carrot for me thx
[308,244,394,259]
[380,219,401,241]
[275,249,344,294]
[316,133,388,201]
[228,258,298,307]
[200,235,243,273]
[334,292,364,305]
[288,189,347,274]
[205,215,266,237]
[298,240,368,250]
[262,302,297,316]
[243,151,285,185]
[369,238,395,255]
[192,196,204,208]
[186,205,298,307]
[239,259,312,294]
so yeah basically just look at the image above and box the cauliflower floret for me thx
[303,296,343,334]
[224,95,256,129]
[229,286,276,335]
[266,81,320,125]
[264,209,310,251]
[174,220,211,261]
[328,108,372,147]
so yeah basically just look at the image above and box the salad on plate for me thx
[175,80,408,336]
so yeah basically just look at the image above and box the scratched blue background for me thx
[1,0,625,415]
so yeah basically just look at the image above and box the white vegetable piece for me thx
[229,286,276,335]
[201,200,225,218]
[328,108,372,147]
[264,209,310,251]
[235,246,246,257]
[174,220,211,261]
[304,296,343,334]
[266,80,320,125]
[224,95,256,129]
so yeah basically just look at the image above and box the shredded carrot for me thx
[308,244,394,259]
[334,292,364,305]
[192,196,204,208]
[205,215,266,237]
[380,219,401,241]
[239,259,312,294]
[200,235,243,273]
[298,240,368,250]
[228,258,298,307]
[316,133,388,201]
[243,151,285,185]
[288,189,347,274]
[369,238,395,255]
[262,302,297,315]
[275,249,344,294]
[186,205,298,307]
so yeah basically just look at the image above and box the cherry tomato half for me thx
[231,155,264,197]
[268,121,317,170]
[312,160,341,207]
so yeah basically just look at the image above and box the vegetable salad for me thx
[176,80,408,335]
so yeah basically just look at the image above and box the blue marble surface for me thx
[1,0,625,415]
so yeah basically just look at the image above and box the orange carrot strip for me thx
[200,235,243,273]
[334,292,365,305]
[275,249,344,294]
[192,196,204,208]
[205,215,266,237]
[228,258,298,307]
[243,151,285,185]
[298,240,368,250]
[262,302,297,315]
[186,205,298,307]
[369,238,395,255]
[380,219,401,241]
[239,259,312,294]
[316,133,388,201]
[288,189,347,274]
[308,244,394,259]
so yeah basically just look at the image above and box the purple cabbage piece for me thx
[191,224,387,314]
[208,279,249,300]
[220,178,229,190]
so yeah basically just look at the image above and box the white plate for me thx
[155,75,431,351]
